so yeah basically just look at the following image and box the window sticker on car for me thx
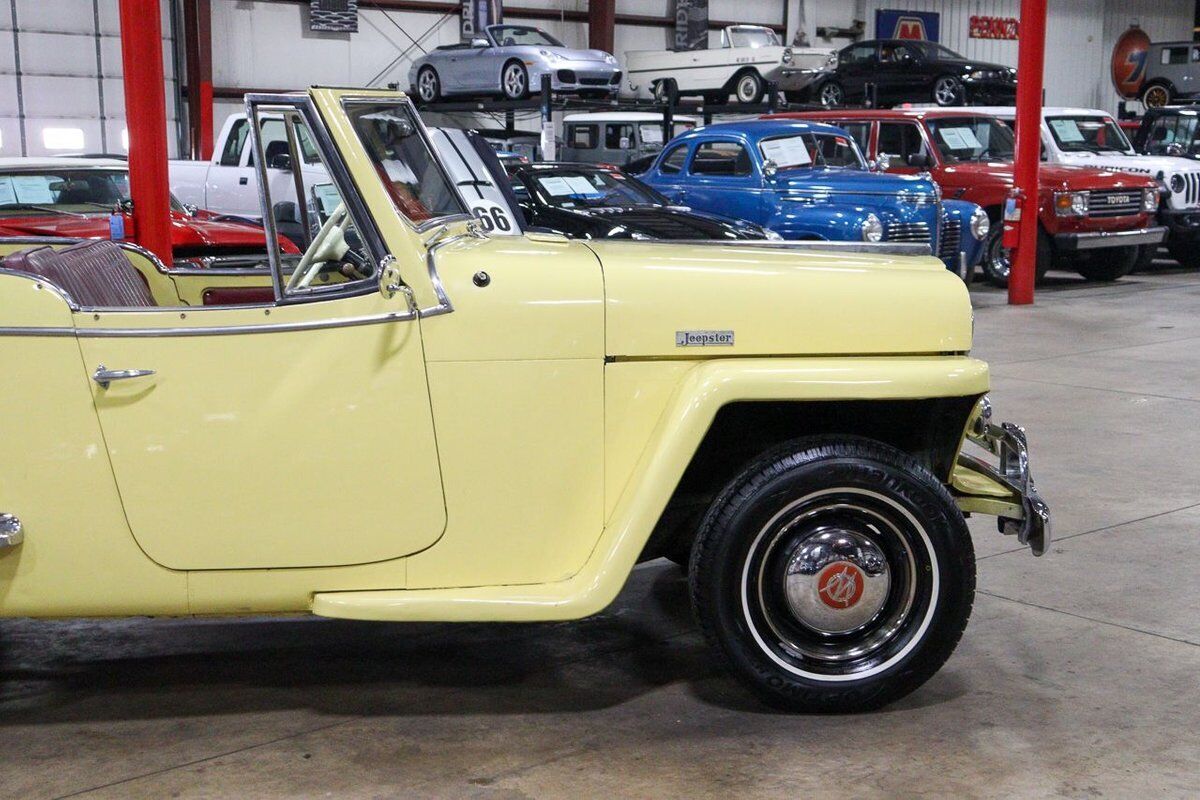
[938,127,983,150]
[538,176,576,196]
[760,137,812,167]
[640,124,664,145]
[565,175,602,195]
[11,175,56,204]
[1048,119,1085,143]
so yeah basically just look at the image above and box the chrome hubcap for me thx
[1146,87,1168,107]
[821,84,841,105]
[989,234,1012,279]
[783,528,890,634]
[738,76,758,101]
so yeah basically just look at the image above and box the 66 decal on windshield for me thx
[676,330,735,347]
[470,201,514,234]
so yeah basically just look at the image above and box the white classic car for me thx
[624,25,831,104]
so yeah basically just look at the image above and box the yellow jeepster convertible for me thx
[0,88,1048,712]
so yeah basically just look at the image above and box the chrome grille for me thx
[1087,189,1142,218]
[886,221,932,242]
[939,213,961,261]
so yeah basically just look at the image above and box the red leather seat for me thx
[1,241,157,308]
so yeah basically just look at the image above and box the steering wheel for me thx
[287,202,351,292]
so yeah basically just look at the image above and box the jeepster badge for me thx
[676,330,734,347]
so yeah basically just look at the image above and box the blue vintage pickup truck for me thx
[638,119,989,280]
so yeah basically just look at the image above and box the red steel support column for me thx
[118,0,174,266]
[589,0,616,54]
[183,0,214,160]
[1009,0,1046,305]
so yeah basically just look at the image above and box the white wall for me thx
[0,0,180,157]
[207,0,1195,122]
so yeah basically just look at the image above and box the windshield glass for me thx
[926,117,1014,162]
[916,42,966,60]
[759,133,865,171]
[521,169,666,209]
[727,26,780,48]
[345,102,466,224]
[0,168,184,216]
[488,25,563,47]
[1046,116,1133,154]
[1144,114,1200,156]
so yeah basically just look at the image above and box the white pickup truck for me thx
[624,25,830,104]
[169,113,521,235]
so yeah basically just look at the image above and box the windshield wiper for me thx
[0,202,81,217]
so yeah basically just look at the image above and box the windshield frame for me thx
[0,167,186,216]
[758,131,867,171]
[1045,115,1134,155]
[518,167,669,209]
[925,115,1015,163]
[487,25,564,48]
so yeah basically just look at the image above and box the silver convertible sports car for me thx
[409,25,622,102]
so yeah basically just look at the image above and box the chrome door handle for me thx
[93,364,156,389]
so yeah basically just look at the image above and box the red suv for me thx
[767,109,1166,285]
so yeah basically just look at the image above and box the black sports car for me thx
[813,39,1016,108]
[504,162,775,241]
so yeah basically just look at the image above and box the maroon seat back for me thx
[1,240,157,308]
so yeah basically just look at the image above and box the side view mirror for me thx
[875,153,892,171]
[906,152,931,168]
[619,137,632,150]
[1166,142,1185,157]
[762,159,779,179]
[183,203,198,216]
[471,37,490,48]
[268,152,292,171]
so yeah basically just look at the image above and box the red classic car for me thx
[0,157,299,270]
[767,109,1167,285]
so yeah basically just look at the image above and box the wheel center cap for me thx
[816,562,866,609]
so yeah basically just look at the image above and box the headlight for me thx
[782,48,793,64]
[967,70,993,81]
[1053,190,1088,217]
[1143,187,1159,212]
[605,54,617,64]
[763,228,784,241]
[969,207,990,240]
[861,213,884,242]
[1170,173,1185,193]
[539,49,566,62]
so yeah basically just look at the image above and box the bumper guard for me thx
[952,399,1051,556]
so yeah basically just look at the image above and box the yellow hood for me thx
[585,241,973,358]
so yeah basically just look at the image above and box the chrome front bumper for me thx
[952,398,1051,556]
[1054,226,1167,251]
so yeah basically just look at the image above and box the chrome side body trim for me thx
[0,309,415,338]
[625,239,934,257]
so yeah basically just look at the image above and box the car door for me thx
[877,43,925,105]
[838,43,879,102]
[75,98,448,572]
[645,142,692,202]
[682,138,764,223]
[877,120,932,174]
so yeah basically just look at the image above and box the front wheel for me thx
[1142,83,1172,109]
[654,78,678,103]
[501,61,529,100]
[1167,241,1200,269]
[734,71,766,104]
[1073,246,1138,281]
[982,225,1050,288]
[818,81,844,107]
[689,437,975,713]
[416,66,441,103]
[933,76,963,106]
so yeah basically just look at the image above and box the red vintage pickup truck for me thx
[0,157,299,273]
[768,109,1166,285]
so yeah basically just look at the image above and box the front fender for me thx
[767,203,871,241]
[312,356,989,623]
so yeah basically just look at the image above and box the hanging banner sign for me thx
[310,0,358,33]
[461,0,503,42]
[969,16,1019,40]
[875,9,940,42]
[674,0,709,51]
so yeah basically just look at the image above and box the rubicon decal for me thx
[675,330,735,346]
[817,562,866,609]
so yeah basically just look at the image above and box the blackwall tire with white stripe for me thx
[689,436,975,713]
